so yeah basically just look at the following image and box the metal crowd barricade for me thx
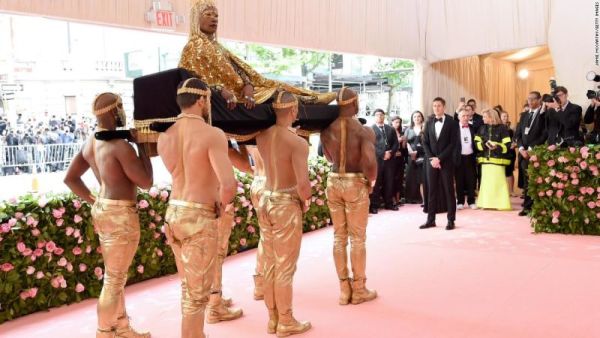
[0,143,84,175]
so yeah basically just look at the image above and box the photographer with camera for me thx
[545,86,583,146]
[584,90,600,144]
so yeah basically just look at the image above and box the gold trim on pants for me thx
[258,190,303,317]
[165,200,218,338]
[250,176,267,277]
[326,173,370,282]
[91,198,139,332]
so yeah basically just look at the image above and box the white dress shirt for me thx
[434,116,445,139]
[459,125,473,155]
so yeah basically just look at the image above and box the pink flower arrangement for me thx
[588,201,597,209]
[66,227,74,236]
[56,218,64,227]
[79,263,87,272]
[316,199,324,206]
[52,209,64,219]
[73,199,82,210]
[54,247,64,255]
[35,271,44,279]
[26,266,35,275]
[45,241,57,252]
[72,247,82,255]
[74,215,83,223]
[57,257,68,267]
[149,187,159,198]
[20,288,38,300]
[247,225,256,234]
[547,160,555,167]
[31,228,40,236]
[160,190,169,201]
[137,265,144,274]
[17,241,26,253]
[547,144,557,151]
[94,267,104,280]
[580,161,588,170]
[240,238,247,246]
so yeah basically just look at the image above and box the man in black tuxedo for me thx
[454,108,477,210]
[516,91,548,216]
[420,97,459,230]
[370,109,399,213]
[546,86,583,146]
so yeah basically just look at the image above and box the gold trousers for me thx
[212,207,233,295]
[258,190,303,317]
[165,200,218,338]
[326,173,370,282]
[91,198,140,332]
[250,176,267,277]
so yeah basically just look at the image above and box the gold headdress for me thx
[190,0,218,37]
[337,87,357,106]
[272,91,298,110]
[92,93,121,116]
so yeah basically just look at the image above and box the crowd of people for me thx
[367,86,599,221]
[0,113,96,175]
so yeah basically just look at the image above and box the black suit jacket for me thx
[517,108,547,149]
[423,114,459,167]
[372,124,399,160]
[547,102,583,144]
[584,104,600,130]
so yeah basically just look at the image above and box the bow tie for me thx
[434,118,443,123]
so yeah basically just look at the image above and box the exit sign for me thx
[155,10,174,28]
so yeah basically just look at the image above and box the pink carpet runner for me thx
[2,199,600,338]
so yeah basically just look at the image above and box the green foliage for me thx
[0,160,333,323]
[528,145,600,234]
[373,58,414,88]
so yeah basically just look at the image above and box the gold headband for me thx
[92,94,121,116]
[272,91,298,110]
[337,87,357,106]
[177,79,211,97]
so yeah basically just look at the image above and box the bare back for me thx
[256,126,308,191]
[158,119,231,204]
[81,137,139,200]
[321,118,375,174]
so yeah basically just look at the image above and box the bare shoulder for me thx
[361,126,376,142]
[291,133,309,151]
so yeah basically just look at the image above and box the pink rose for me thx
[237,186,245,194]
[235,217,242,224]
[137,265,144,274]
[36,271,44,279]
[1,223,10,233]
[156,249,163,257]
[154,215,162,222]
[547,160,555,167]
[60,279,67,288]
[536,177,543,184]
[31,229,40,237]
[530,155,538,162]
[17,242,26,253]
[547,144,557,151]
[8,218,17,227]
[94,267,104,280]
[33,248,43,257]
[72,247,82,255]
[552,211,560,218]
[149,222,156,229]
[572,179,579,185]
[240,238,247,246]
[545,190,553,197]
[26,216,35,225]
[587,187,595,195]
[552,217,559,224]
[569,147,576,153]
[66,227,74,236]
[557,183,565,189]
[596,152,600,160]
[86,245,92,254]
[57,257,68,267]
[138,200,149,209]
[54,247,64,256]
[26,266,35,275]
[149,210,156,217]
[52,209,63,219]
[73,199,82,210]
[149,187,159,198]
[153,232,161,239]
[316,199,324,206]
[51,278,60,288]
[79,263,87,272]
[247,225,256,234]
[73,215,83,224]
[73,229,81,238]
[533,162,540,168]
[75,283,85,293]
[538,192,545,197]
[22,248,32,257]
[588,202,596,209]
[45,241,57,252]
[596,201,600,208]
[580,161,588,170]
[558,156,568,163]
[66,263,73,272]
[20,291,30,300]
[556,190,564,198]
[56,219,64,227]
[28,288,38,298]
[160,190,169,201]
[37,241,46,249]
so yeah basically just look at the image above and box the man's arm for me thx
[291,139,312,202]
[208,130,237,206]
[117,142,153,190]
[319,133,334,163]
[64,151,94,204]
[438,121,458,162]
[360,128,377,185]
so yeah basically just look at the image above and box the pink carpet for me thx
[2,199,600,338]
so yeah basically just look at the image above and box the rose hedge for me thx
[0,157,333,323]
[528,145,600,234]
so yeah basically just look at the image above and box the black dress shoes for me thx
[446,221,455,230]
[419,223,436,229]
[369,207,378,214]
[385,205,399,211]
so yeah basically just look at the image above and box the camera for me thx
[586,71,600,99]
[541,79,560,104]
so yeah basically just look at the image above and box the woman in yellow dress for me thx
[474,109,512,210]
